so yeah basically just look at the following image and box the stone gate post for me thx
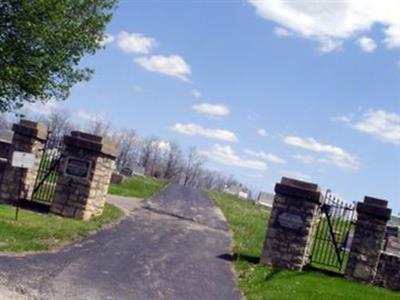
[50,131,117,220]
[0,120,48,203]
[346,197,392,283]
[260,177,322,271]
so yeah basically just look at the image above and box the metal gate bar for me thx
[310,191,356,273]
[31,134,63,204]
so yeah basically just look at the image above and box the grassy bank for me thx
[209,191,398,300]
[0,203,123,252]
[108,176,169,198]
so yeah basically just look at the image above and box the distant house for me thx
[389,215,400,227]
[119,165,145,177]
[224,184,249,200]
[256,192,274,208]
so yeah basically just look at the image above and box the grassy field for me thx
[0,203,123,252]
[208,191,399,300]
[108,176,169,198]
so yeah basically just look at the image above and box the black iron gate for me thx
[31,134,63,204]
[309,191,356,273]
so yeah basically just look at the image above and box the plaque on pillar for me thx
[64,157,92,179]
[260,177,322,271]
[274,209,306,232]
[51,131,116,220]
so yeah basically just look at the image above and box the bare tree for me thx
[163,141,184,182]
[37,108,73,139]
[225,174,239,188]
[112,129,142,169]
[0,113,12,131]
[182,147,206,187]
[86,118,111,137]
[200,170,221,190]
[212,174,228,191]
[148,139,170,178]
[140,137,160,176]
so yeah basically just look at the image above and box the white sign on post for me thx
[11,151,35,169]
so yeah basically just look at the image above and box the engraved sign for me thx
[64,157,91,179]
[276,211,305,231]
[11,151,35,169]
[386,236,400,256]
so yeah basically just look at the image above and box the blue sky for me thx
[29,1,400,213]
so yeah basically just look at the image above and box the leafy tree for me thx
[0,0,117,112]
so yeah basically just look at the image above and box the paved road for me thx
[0,185,241,300]
[144,184,229,231]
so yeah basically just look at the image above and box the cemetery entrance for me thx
[309,191,356,273]
[31,134,63,204]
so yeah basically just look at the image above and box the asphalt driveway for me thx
[0,184,241,300]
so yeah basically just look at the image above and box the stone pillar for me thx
[260,177,322,271]
[0,120,47,204]
[374,252,400,290]
[50,131,117,220]
[346,197,392,283]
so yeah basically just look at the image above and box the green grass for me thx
[0,203,123,252]
[208,191,399,300]
[108,176,169,198]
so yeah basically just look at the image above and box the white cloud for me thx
[356,36,377,52]
[383,25,400,48]
[244,149,286,164]
[116,31,157,54]
[100,33,114,46]
[274,26,293,37]
[21,99,59,117]
[292,154,332,165]
[331,115,352,124]
[202,144,267,171]
[292,154,316,164]
[192,103,230,117]
[77,110,104,122]
[192,89,201,99]
[135,55,191,81]
[349,109,400,144]
[318,38,343,53]
[171,123,238,142]
[248,0,400,52]
[257,128,268,137]
[283,136,359,170]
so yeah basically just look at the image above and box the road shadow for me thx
[216,252,311,283]
[264,269,281,281]
[303,264,345,278]
[217,253,260,264]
